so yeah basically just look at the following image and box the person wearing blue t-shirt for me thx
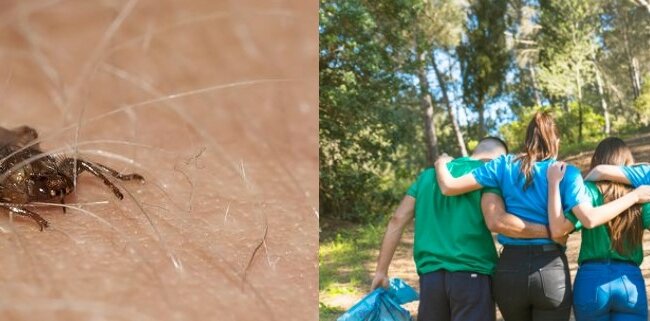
[434,111,650,321]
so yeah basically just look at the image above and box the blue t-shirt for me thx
[622,165,650,187]
[471,154,592,245]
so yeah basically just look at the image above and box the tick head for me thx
[28,174,73,201]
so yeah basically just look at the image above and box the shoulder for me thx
[415,167,436,181]
[628,164,650,170]
[500,154,514,162]
[421,167,435,175]
[642,202,650,214]
[446,156,485,170]
[583,180,598,190]
[624,164,650,175]
[415,167,435,177]
[485,153,513,168]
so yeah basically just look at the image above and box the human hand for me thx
[435,153,453,169]
[547,162,566,185]
[552,233,569,246]
[633,185,650,203]
[370,272,389,291]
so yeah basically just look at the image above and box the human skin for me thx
[0,1,317,320]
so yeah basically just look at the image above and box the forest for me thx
[320,0,650,223]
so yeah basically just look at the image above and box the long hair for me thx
[590,137,643,255]
[515,111,559,188]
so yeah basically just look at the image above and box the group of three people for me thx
[371,111,650,321]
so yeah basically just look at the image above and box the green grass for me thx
[319,302,345,321]
[319,220,386,320]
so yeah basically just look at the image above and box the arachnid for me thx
[0,125,144,230]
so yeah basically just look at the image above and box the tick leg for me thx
[60,194,66,213]
[60,158,143,200]
[66,159,124,200]
[1,205,49,231]
[92,163,144,182]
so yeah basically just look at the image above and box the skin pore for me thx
[370,140,550,291]
[0,1,317,321]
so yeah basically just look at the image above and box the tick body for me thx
[0,126,144,230]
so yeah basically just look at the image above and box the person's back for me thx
[409,158,497,276]
[473,154,585,245]
[564,138,650,321]
[434,112,583,321]
[371,137,544,321]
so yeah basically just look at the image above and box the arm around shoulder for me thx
[585,165,629,184]
[481,192,549,239]
[434,154,482,196]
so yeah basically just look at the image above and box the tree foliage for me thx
[320,0,423,221]
[457,0,510,138]
[320,0,650,222]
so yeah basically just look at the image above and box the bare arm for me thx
[547,162,577,239]
[481,193,550,239]
[572,185,650,228]
[371,196,415,290]
[585,165,629,184]
[434,154,483,196]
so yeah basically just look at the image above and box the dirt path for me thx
[325,133,650,320]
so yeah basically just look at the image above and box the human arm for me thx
[547,162,577,239]
[434,154,483,196]
[370,196,415,290]
[481,193,550,239]
[571,185,650,228]
[584,165,629,184]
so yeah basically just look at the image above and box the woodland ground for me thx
[320,132,650,321]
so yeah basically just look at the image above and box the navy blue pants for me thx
[417,270,495,321]
[573,260,647,321]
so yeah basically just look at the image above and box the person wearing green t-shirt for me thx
[370,137,552,321]
[547,137,650,321]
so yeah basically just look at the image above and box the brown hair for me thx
[516,111,559,188]
[590,137,643,255]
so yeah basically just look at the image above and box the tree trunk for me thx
[632,57,641,98]
[595,69,610,135]
[593,60,610,135]
[417,52,438,165]
[477,101,486,139]
[633,0,650,15]
[529,63,543,107]
[575,66,584,143]
[431,53,468,156]
[620,8,641,99]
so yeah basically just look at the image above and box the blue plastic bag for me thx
[337,278,419,321]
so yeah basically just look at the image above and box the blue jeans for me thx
[573,260,648,321]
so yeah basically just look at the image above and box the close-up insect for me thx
[0,1,317,321]
[0,125,144,230]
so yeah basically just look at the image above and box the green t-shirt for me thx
[407,157,500,276]
[565,181,650,265]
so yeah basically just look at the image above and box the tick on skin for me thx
[0,126,144,230]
